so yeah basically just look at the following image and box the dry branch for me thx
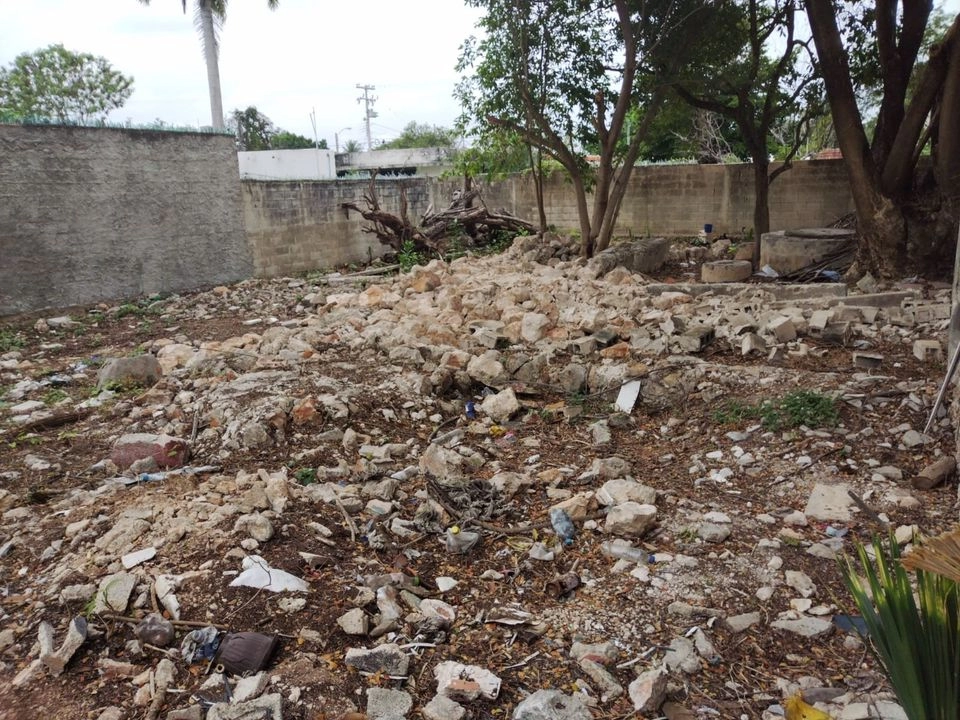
[341,173,534,255]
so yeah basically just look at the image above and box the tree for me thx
[228,105,274,150]
[806,1,960,276]
[380,122,457,149]
[272,130,324,149]
[673,0,824,258]
[138,0,278,131]
[0,44,133,123]
[457,0,713,258]
[343,139,362,153]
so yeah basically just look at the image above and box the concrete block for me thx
[700,260,752,283]
[767,316,797,343]
[741,333,766,356]
[808,309,833,331]
[852,352,883,370]
[913,340,943,362]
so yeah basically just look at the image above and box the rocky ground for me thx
[0,234,956,720]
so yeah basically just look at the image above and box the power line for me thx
[356,84,377,151]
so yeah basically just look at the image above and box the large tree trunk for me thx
[199,1,225,130]
[752,157,770,263]
[806,0,908,277]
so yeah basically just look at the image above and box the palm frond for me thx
[902,527,960,583]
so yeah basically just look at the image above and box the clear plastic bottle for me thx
[549,508,576,546]
[600,540,650,564]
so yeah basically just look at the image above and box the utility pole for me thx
[356,83,377,151]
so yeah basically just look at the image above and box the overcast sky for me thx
[0,0,484,148]
[2,1,958,149]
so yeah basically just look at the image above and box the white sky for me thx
[0,0,485,147]
[1,1,957,148]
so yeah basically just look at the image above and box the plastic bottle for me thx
[549,508,576,546]
[600,540,650,564]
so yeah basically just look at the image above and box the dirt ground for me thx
[0,245,956,720]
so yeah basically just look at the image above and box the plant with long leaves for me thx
[840,531,960,720]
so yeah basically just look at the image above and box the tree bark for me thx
[199,1,225,130]
[806,0,907,276]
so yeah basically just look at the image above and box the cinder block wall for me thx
[0,124,250,316]
[243,178,432,277]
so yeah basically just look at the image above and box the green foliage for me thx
[343,139,363,153]
[0,328,25,352]
[230,105,275,150]
[397,240,426,272]
[712,390,838,430]
[841,533,960,720]
[293,467,317,485]
[0,44,133,123]
[43,389,69,406]
[272,130,324,149]
[380,122,457,149]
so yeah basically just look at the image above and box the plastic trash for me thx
[212,632,280,675]
[546,571,581,597]
[600,540,650,564]
[181,626,221,664]
[135,613,175,647]
[465,401,476,419]
[549,508,576,546]
[444,526,480,554]
[229,555,309,593]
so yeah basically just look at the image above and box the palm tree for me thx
[139,0,278,130]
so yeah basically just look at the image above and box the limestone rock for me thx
[604,502,657,537]
[512,689,591,720]
[110,433,189,470]
[629,664,668,714]
[481,387,519,423]
[97,355,162,389]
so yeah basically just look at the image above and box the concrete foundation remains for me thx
[759,228,857,275]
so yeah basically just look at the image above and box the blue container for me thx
[704,223,714,234]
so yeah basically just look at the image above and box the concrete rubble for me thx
[0,234,956,718]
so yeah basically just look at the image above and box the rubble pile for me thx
[0,236,955,719]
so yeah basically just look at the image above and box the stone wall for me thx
[0,124,250,316]
[245,160,854,277]
[243,178,434,277]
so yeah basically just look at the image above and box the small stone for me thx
[367,687,413,719]
[207,694,282,720]
[97,355,162,389]
[628,664,668,714]
[345,643,409,676]
[234,513,274,542]
[110,433,189,470]
[512,690,591,720]
[604,502,657,537]
[771,617,834,638]
[232,672,269,703]
[664,637,699,674]
[804,482,853,521]
[93,573,137,614]
[422,694,466,720]
[481,387,519,423]
[725,612,761,633]
[785,570,817,598]
[698,522,730,543]
[121,547,157,569]
[901,429,931,448]
[578,658,623,701]
[435,577,458,592]
[338,608,369,636]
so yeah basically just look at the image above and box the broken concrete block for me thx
[700,260,752,283]
[820,322,851,346]
[767,316,797,343]
[913,339,943,362]
[852,352,883,370]
[673,325,714,353]
[808,309,833,331]
[741,333,766,356]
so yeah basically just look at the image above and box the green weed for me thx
[43,389,69,405]
[0,328,25,352]
[712,391,838,431]
[398,240,426,272]
[294,467,318,485]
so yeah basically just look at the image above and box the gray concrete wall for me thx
[0,124,249,316]
[245,160,855,277]
[243,178,432,277]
